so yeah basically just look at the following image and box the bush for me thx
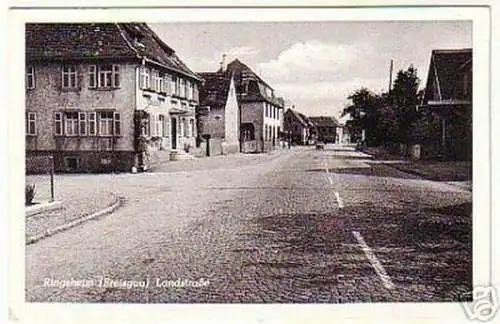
[25,184,36,205]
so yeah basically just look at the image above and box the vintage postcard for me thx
[7,2,494,324]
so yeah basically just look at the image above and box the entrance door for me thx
[171,117,177,149]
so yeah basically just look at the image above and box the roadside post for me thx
[49,155,54,202]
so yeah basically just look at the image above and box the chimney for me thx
[220,53,227,72]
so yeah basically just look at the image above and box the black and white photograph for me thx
[6,3,496,324]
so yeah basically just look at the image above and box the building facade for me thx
[309,116,340,143]
[283,108,317,145]
[419,48,472,160]
[198,58,285,153]
[25,23,202,173]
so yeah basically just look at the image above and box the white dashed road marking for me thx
[352,231,395,290]
[334,191,344,208]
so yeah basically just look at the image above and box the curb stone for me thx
[26,201,63,217]
[26,196,124,245]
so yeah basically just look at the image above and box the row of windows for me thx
[139,67,198,100]
[264,103,280,120]
[264,124,280,142]
[26,111,121,137]
[141,115,195,138]
[26,65,121,90]
[26,65,199,101]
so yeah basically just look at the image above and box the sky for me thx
[150,21,471,121]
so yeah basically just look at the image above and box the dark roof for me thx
[25,23,201,81]
[309,116,340,127]
[198,72,232,109]
[223,59,272,90]
[424,48,472,101]
[285,109,317,128]
[223,59,284,107]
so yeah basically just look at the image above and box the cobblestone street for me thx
[25,145,472,303]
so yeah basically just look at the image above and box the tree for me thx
[389,65,422,144]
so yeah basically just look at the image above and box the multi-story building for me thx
[198,57,285,153]
[25,23,202,172]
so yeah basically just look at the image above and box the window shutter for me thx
[113,112,121,136]
[79,112,87,135]
[54,112,63,136]
[113,65,120,87]
[88,65,97,88]
[88,112,96,136]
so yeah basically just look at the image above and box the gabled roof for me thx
[424,48,472,101]
[25,23,201,81]
[286,109,316,128]
[222,59,273,90]
[309,116,340,127]
[198,72,232,109]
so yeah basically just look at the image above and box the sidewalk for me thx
[150,147,292,173]
[359,146,472,189]
[25,175,120,242]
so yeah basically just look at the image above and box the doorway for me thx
[171,117,177,149]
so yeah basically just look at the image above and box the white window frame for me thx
[26,112,36,135]
[65,112,79,136]
[88,112,96,136]
[88,65,97,88]
[62,65,78,88]
[141,67,151,90]
[54,112,63,136]
[78,112,87,136]
[99,111,114,136]
[164,74,171,95]
[26,66,35,89]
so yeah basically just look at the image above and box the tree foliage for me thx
[342,65,426,146]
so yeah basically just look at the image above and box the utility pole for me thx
[388,59,393,93]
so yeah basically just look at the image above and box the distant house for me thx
[419,48,472,160]
[283,108,317,145]
[198,68,240,155]
[309,116,340,143]
[336,124,352,144]
[198,57,285,153]
[25,23,202,173]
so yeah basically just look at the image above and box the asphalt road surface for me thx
[26,144,472,303]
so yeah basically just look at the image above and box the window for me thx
[193,83,199,101]
[79,112,87,135]
[157,72,165,93]
[26,112,36,135]
[99,111,114,136]
[173,76,181,96]
[180,78,186,98]
[62,65,78,88]
[54,112,63,135]
[88,112,96,136]
[65,112,79,136]
[190,119,195,137]
[89,64,120,89]
[164,74,171,95]
[141,67,151,90]
[185,80,190,99]
[158,115,165,136]
[155,114,164,137]
[26,66,35,89]
[264,125,268,141]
